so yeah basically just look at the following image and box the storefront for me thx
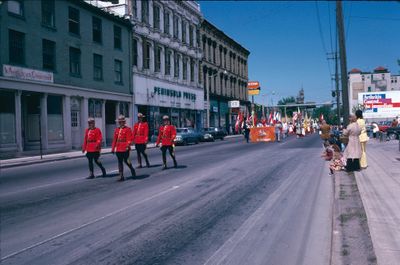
[133,75,204,137]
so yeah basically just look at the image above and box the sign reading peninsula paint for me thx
[153,86,196,101]
[3,64,54,83]
[359,91,400,118]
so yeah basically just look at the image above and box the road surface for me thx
[0,134,333,265]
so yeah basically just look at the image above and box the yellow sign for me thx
[248,89,260,95]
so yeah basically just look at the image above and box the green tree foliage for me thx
[277,96,296,117]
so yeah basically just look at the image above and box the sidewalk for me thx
[355,140,400,265]
[0,134,243,169]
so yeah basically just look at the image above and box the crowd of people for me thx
[321,110,369,174]
[82,114,178,182]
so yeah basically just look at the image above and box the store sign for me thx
[228,100,240,108]
[3,64,54,83]
[248,81,260,96]
[359,91,400,118]
[154,86,196,101]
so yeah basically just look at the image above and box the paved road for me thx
[0,134,333,265]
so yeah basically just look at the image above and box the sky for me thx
[199,0,400,106]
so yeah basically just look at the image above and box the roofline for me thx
[202,19,250,56]
[71,0,132,28]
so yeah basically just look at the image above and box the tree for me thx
[312,105,335,124]
[277,96,296,117]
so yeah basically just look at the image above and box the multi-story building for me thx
[200,19,250,132]
[100,0,204,135]
[348,66,400,113]
[0,0,132,156]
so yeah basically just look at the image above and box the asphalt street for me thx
[0,134,333,265]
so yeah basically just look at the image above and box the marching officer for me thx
[156,115,177,170]
[132,113,150,168]
[111,115,136,181]
[82,118,107,179]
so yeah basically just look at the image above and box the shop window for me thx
[89,99,102,118]
[41,0,55,27]
[119,102,129,117]
[0,92,16,144]
[47,95,64,141]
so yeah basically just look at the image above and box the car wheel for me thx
[388,133,397,140]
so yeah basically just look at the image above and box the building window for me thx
[189,25,194,47]
[153,4,160,30]
[68,7,80,35]
[196,28,200,47]
[154,46,162,72]
[165,48,171,75]
[93,54,103,81]
[69,47,81,76]
[141,0,149,24]
[41,0,55,27]
[9,29,25,65]
[8,0,23,16]
[89,99,102,118]
[164,10,170,35]
[114,59,123,84]
[181,20,187,44]
[132,38,138,66]
[173,14,179,39]
[190,59,195,82]
[114,25,122,49]
[92,17,102,44]
[183,57,188,80]
[131,0,137,18]
[174,52,180,78]
[42,39,56,70]
[143,41,151,70]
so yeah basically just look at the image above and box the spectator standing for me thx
[343,114,362,172]
[356,110,369,169]
[320,120,331,144]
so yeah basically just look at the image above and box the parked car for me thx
[386,126,400,140]
[203,127,226,141]
[174,128,199,145]
[378,121,392,132]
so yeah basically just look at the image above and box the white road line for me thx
[1,185,181,261]
[0,169,119,197]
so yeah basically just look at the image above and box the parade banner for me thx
[250,127,275,142]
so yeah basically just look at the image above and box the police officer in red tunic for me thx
[156,115,177,170]
[82,118,107,179]
[111,115,136,181]
[132,113,150,168]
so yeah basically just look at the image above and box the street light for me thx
[206,69,227,128]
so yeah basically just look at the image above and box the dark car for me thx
[386,126,400,140]
[378,121,392,132]
[203,127,226,141]
[174,128,199,145]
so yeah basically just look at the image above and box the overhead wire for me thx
[315,1,333,81]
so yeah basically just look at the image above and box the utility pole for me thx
[336,1,349,126]
[327,52,341,126]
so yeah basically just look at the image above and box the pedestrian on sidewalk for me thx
[132,113,150,168]
[156,115,177,170]
[320,120,331,144]
[82,118,106,179]
[356,110,369,169]
[111,115,136,181]
[343,114,362,172]
[242,121,250,143]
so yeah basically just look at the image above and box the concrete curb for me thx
[0,135,243,169]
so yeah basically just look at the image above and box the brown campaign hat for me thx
[137,113,145,118]
[88,117,95,123]
[116,115,126,122]
[162,115,170,120]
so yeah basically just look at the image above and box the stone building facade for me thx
[200,19,250,132]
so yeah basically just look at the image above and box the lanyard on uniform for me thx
[117,127,123,142]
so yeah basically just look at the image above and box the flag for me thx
[268,111,273,124]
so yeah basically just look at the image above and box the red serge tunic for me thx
[82,128,102,152]
[156,125,177,146]
[111,126,133,152]
[132,122,149,144]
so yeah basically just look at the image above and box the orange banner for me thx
[249,127,276,142]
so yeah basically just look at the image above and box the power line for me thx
[350,15,400,21]
[345,2,353,41]
[328,1,334,53]
[315,1,333,77]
